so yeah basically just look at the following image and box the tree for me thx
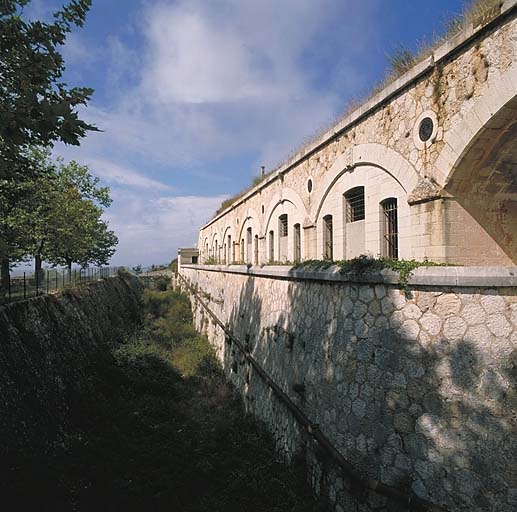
[17,155,112,275]
[45,199,118,272]
[0,0,97,177]
[29,157,117,272]
[0,0,97,294]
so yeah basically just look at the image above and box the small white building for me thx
[177,248,199,272]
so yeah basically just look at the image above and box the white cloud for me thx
[56,0,381,265]
[86,158,174,191]
[104,191,227,265]
[66,0,378,170]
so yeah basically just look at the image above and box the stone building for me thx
[197,1,517,267]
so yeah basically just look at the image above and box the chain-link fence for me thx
[1,266,122,304]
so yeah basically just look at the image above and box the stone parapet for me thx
[182,264,517,288]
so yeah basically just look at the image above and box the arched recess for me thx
[434,62,517,187]
[440,93,517,265]
[310,143,419,223]
[210,231,221,262]
[221,225,233,264]
[202,236,209,262]
[236,207,261,263]
[263,188,309,262]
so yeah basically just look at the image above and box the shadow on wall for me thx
[211,273,517,511]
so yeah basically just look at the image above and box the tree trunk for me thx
[35,253,44,286]
[0,257,9,300]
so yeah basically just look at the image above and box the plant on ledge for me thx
[294,255,452,294]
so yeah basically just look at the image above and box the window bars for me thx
[323,214,333,260]
[279,214,288,237]
[345,186,365,223]
[381,198,398,259]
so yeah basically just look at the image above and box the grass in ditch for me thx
[3,285,321,512]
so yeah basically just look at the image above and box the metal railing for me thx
[1,266,121,304]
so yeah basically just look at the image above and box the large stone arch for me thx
[434,62,517,187]
[236,207,261,241]
[262,188,309,262]
[438,93,517,265]
[263,188,308,236]
[220,225,234,264]
[311,143,419,222]
[235,207,261,263]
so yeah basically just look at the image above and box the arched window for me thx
[246,227,252,263]
[241,238,245,262]
[269,230,275,262]
[323,215,333,260]
[344,186,365,223]
[227,235,231,264]
[254,235,259,265]
[278,214,288,261]
[381,198,398,259]
[293,223,301,262]
[279,214,288,237]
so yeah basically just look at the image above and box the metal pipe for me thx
[178,273,448,512]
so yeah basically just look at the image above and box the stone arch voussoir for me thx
[435,62,517,187]
[311,143,419,222]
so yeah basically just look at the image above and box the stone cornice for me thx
[181,264,517,288]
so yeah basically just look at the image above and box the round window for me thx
[307,179,313,193]
[419,117,434,142]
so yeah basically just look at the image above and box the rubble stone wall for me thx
[199,4,517,266]
[181,264,517,512]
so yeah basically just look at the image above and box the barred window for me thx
[293,223,301,262]
[381,198,398,259]
[344,186,365,222]
[279,214,288,237]
[323,214,333,260]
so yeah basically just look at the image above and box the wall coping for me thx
[201,0,517,231]
[181,264,517,288]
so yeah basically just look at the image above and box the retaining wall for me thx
[180,264,517,512]
[0,271,143,457]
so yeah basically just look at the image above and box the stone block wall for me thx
[0,271,143,457]
[180,264,517,512]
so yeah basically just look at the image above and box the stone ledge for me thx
[181,264,517,288]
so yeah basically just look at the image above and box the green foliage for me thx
[169,258,178,272]
[292,259,334,270]
[293,255,451,294]
[337,255,449,287]
[131,264,143,274]
[3,285,321,511]
[204,256,219,265]
[0,0,97,177]
[4,153,118,272]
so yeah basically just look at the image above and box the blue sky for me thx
[28,0,466,266]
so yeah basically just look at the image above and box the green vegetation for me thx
[3,284,321,511]
[0,1,113,297]
[1,150,117,294]
[294,254,450,293]
[0,0,96,176]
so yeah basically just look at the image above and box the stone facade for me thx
[198,2,517,266]
[180,264,517,512]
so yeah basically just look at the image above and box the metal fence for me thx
[2,266,122,304]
